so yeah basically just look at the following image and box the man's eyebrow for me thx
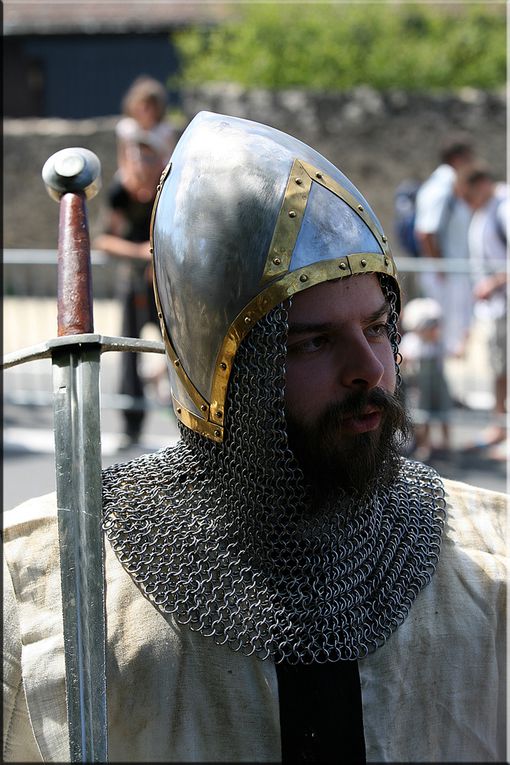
[366,299,391,324]
[288,300,390,335]
[287,321,335,335]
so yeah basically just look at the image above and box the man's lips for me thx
[340,408,382,434]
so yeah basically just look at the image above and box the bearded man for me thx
[3,113,506,763]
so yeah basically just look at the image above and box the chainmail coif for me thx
[102,280,446,664]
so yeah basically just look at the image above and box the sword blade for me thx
[52,343,107,762]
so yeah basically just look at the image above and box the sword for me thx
[4,148,165,762]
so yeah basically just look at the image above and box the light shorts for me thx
[488,314,507,378]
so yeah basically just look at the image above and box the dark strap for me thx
[276,659,366,763]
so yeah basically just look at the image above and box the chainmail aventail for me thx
[102,293,446,664]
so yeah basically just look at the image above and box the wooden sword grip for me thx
[57,191,94,337]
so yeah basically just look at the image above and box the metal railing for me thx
[4,249,168,413]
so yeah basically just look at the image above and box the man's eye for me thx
[289,336,328,354]
[366,322,389,338]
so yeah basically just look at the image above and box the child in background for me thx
[116,76,177,175]
[399,297,453,461]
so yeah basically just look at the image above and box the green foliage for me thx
[172,3,506,91]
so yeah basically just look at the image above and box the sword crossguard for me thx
[42,148,101,202]
[42,148,102,337]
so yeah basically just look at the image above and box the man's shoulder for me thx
[418,163,454,197]
[442,477,507,559]
[4,494,61,595]
[4,492,58,543]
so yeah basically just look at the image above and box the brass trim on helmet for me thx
[171,394,223,442]
[260,159,312,284]
[260,159,391,288]
[208,253,398,434]
[168,250,397,442]
[299,160,391,257]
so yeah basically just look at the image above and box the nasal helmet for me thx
[151,111,399,442]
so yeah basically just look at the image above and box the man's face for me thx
[284,274,407,496]
[466,179,493,211]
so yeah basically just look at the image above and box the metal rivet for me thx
[295,177,303,185]
[176,407,181,414]
[339,262,347,270]
[382,235,388,243]
[244,316,251,324]
[149,247,154,254]
[316,172,323,179]
[200,404,207,412]
[288,210,296,218]
[174,360,180,367]
[158,312,162,318]
[214,429,221,437]
[384,257,389,266]
[273,257,281,265]
[300,274,308,282]
[357,204,364,212]
[219,362,227,370]
[360,259,367,267]
[215,411,222,418]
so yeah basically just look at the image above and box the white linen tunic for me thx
[3,479,507,763]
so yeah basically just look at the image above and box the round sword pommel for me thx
[42,147,102,202]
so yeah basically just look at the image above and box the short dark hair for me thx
[439,133,473,164]
[464,163,495,186]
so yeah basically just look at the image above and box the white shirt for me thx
[468,184,508,319]
[116,116,176,162]
[4,481,507,762]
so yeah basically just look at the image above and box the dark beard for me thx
[286,387,412,503]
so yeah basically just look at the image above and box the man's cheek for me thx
[284,372,305,416]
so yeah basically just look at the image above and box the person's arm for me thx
[416,231,442,259]
[473,272,508,301]
[94,233,151,261]
[93,209,151,261]
[414,173,452,262]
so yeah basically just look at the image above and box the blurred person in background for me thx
[399,297,452,462]
[94,131,168,447]
[414,133,475,358]
[462,164,508,454]
[116,75,177,171]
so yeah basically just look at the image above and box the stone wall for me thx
[4,85,506,252]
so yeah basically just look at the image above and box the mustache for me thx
[285,386,412,501]
[319,387,405,427]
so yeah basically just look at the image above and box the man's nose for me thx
[336,334,385,390]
